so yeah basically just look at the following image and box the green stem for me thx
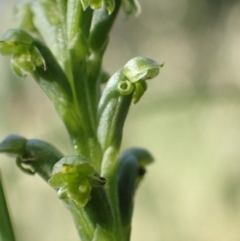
[68,33,102,169]
[66,1,102,169]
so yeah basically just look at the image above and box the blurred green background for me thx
[1,0,240,240]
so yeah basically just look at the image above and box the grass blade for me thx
[0,171,16,241]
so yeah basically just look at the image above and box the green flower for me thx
[118,56,164,103]
[48,155,106,207]
[0,29,45,77]
[123,56,162,82]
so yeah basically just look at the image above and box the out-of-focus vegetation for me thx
[1,0,240,240]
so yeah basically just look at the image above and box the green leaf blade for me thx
[0,172,16,241]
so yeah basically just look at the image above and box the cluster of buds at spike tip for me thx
[0,29,45,77]
[48,155,106,208]
[118,57,164,103]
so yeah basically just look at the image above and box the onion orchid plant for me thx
[0,0,163,240]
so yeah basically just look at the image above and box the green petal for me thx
[68,181,92,207]
[0,42,20,56]
[123,56,163,82]
[0,29,33,56]
[0,28,33,46]
[52,155,92,175]
[30,47,46,69]
[12,50,36,73]
[62,171,79,183]
[11,59,27,77]
[79,178,91,194]
[57,186,68,199]
[48,173,65,187]
[132,80,147,104]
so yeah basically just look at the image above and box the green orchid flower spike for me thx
[0,0,163,240]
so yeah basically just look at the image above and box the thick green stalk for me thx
[31,1,102,165]
[0,1,163,240]
[66,1,103,168]
[67,34,102,170]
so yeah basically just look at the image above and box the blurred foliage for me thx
[1,0,240,240]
